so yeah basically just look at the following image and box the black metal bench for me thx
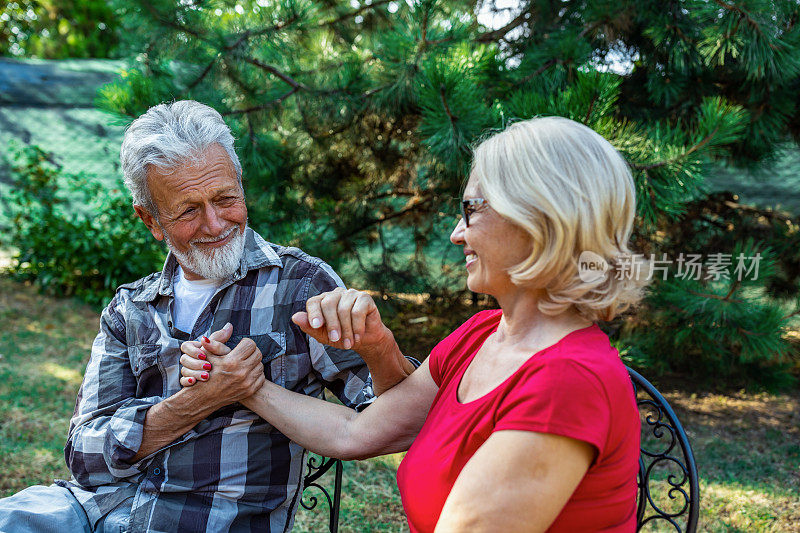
[300,366,699,532]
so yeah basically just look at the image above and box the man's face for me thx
[135,143,248,281]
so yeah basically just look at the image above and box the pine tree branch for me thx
[712,0,761,34]
[476,9,529,43]
[222,87,300,116]
[781,307,800,321]
[516,58,559,86]
[439,84,459,123]
[225,16,300,50]
[186,56,218,91]
[686,287,743,304]
[723,279,740,300]
[141,3,204,40]
[346,197,431,236]
[240,56,309,90]
[246,114,256,147]
[366,189,419,200]
[631,127,719,171]
[319,0,394,27]
[509,13,605,87]
[421,8,429,45]
[584,90,599,124]
[222,58,259,96]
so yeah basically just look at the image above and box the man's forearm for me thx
[130,387,225,463]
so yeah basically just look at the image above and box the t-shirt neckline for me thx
[453,315,597,406]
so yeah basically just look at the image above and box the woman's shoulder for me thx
[541,325,631,397]
[440,308,502,344]
[428,309,502,386]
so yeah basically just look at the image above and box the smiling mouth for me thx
[193,227,237,248]
[465,253,477,267]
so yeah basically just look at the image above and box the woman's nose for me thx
[450,217,466,245]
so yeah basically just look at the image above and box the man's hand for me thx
[179,323,265,405]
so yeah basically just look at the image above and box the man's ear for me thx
[133,205,165,241]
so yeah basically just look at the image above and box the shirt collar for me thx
[132,226,282,303]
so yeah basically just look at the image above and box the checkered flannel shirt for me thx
[58,227,376,532]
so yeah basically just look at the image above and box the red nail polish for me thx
[198,352,207,360]
[201,372,209,380]
[188,377,195,384]
[203,363,212,370]
[202,336,210,343]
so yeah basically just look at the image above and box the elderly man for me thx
[0,100,415,532]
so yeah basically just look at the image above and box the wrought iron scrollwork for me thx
[300,454,343,533]
[628,367,699,533]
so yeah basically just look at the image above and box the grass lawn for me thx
[1,275,798,532]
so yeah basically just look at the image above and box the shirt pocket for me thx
[226,332,286,384]
[129,343,165,397]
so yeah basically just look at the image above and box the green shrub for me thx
[1,145,165,308]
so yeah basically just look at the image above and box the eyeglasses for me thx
[460,198,487,227]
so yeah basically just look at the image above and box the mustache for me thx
[189,226,238,246]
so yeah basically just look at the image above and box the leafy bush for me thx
[1,145,165,308]
[1,0,119,58]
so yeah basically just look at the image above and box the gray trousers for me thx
[0,485,132,533]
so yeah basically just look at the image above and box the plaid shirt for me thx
[58,228,375,532]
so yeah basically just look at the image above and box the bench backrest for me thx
[301,367,699,532]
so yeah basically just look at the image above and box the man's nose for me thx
[450,217,466,245]
[202,205,226,235]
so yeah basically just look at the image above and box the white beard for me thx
[164,225,246,281]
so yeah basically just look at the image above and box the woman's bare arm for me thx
[434,430,595,532]
[241,358,438,459]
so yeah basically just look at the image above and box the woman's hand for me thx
[179,323,265,404]
[292,287,415,395]
[291,287,393,360]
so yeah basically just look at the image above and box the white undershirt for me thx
[172,266,221,334]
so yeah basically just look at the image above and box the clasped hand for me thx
[181,288,394,394]
[179,322,265,404]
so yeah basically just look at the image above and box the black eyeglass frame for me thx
[460,198,487,227]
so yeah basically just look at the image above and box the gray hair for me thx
[120,100,242,216]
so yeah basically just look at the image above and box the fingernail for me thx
[329,330,340,342]
[202,336,210,343]
[203,363,212,370]
[188,377,195,384]
[343,338,352,349]
[311,318,321,328]
[224,322,232,329]
[198,352,207,360]
[201,372,209,380]
[354,334,361,344]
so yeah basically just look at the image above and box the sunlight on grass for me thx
[702,482,790,531]
[39,362,83,385]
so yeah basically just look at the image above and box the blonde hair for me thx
[472,116,648,321]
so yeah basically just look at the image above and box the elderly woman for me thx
[181,116,647,532]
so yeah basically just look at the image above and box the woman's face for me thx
[449,176,532,298]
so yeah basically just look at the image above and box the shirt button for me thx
[153,468,161,475]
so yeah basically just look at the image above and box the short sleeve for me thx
[428,311,493,387]
[493,358,611,456]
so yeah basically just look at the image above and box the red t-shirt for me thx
[396,309,640,532]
